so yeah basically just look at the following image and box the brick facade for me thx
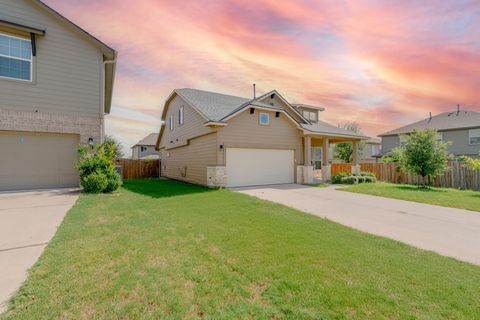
[0,108,102,144]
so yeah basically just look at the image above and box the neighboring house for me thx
[131,133,160,159]
[0,0,117,191]
[379,109,480,159]
[363,138,382,163]
[156,88,368,188]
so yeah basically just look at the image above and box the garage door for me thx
[0,131,79,191]
[226,148,294,187]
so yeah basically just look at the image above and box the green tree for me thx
[382,147,403,163]
[333,122,365,163]
[461,156,480,170]
[400,129,450,187]
[104,135,124,159]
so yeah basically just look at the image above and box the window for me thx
[259,112,269,125]
[169,114,174,131]
[0,33,32,81]
[140,146,147,152]
[399,135,408,146]
[178,106,184,125]
[436,132,443,142]
[302,110,317,122]
[469,129,480,145]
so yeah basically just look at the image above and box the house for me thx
[363,138,382,162]
[379,108,480,158]
[156,88,368,188]
[131,133,160,159]
[0,0,117,191]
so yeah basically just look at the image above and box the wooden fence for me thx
[331,163,353,176]
[115,159,160,179]
[332,162,480,190]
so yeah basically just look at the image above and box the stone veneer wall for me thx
[0,109,102,144]
[206,166,226,188]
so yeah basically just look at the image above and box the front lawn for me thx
[2,179,480,319]
[342,182,480,212]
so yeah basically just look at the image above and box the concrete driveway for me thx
[0,188,79,312]
[235,184,480,266]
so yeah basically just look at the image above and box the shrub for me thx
[360,171,375,177]
[341,176,358,184]
[77,143,122,193]
[81,171,108,193]
[104,170,122,193]
[364,176,377,183]
[332,172,350,184]
[357,176,366,183]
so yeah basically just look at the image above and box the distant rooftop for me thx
[132,133,158,147]
[380,109,480,136]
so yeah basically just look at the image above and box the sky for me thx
[45,0,480,155]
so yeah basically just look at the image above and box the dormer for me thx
[292,104,325,123]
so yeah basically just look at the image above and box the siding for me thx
[132,145,160,159]
[159,95,214,150]
[257,94,305,123]
[161,133,217,185]
[0,0,102,117]
[217,109,304,166]
[382,128,480,156]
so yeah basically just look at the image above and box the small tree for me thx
[382,147,403,163]
[461,156,480,170]
[333,122,365,163]
[104,135,124,158]
[400,129,450,187]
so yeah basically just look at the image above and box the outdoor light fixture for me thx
[219,144,224,150]
[88,137,94,146]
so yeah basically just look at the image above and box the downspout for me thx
[100,57,117,142]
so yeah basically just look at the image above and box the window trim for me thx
[178,106,184,125]
[259,112,270,126]
[140,146,148,152]
[469,128,480,145]
[0,32,33,82]
[169,114,174,131]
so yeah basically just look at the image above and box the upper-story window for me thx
[0,33,32,81]
[169,114,174,131]
[140,146,147,152]
[259,112,269,125]
[302,110,317,122]
[178,106,184,125]
[469,129,480,145]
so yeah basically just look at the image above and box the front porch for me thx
[297,135,362,184]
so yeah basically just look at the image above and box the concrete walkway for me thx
[235,184,480,266]
[0,188,79,312]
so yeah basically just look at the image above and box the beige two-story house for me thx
[156,88,367,188]
[0,0,116,191]
[379,109,480,159]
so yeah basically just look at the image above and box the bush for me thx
[332,172,350,184]
[81,171,108,193]
[364,176,377,183]
[357,176,366,183]
[341,176,358,184]
[360,171,375,177]
[77,143,122,194]
[104,170,122,193]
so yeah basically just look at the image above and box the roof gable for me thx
[132,133,158,148]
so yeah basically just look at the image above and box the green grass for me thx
[342,182,480,212]
[2,179,480,319]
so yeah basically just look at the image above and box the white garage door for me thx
[0,131,80,191]
[226,148,294,187]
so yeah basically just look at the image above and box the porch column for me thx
[352,140,361,174]
[299,135,314,184]
[321,138,331,181]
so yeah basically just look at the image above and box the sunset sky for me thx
[45,0,480,153]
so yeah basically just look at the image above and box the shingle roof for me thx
[301,121,369,139]
[174,88,367,139]
[380,110,480,136]
[132,133,158,147]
